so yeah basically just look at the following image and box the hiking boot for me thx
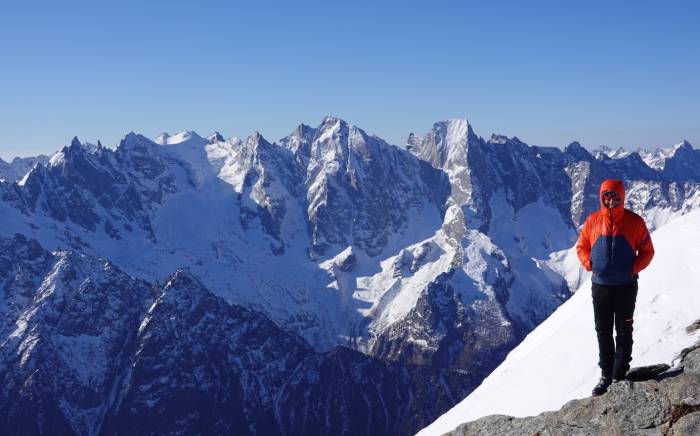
[592,376,612,396]
[612,369,628,383]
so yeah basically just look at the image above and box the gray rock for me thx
[682,345,700,376]
[447,342,700,436]
[669,411,700,436]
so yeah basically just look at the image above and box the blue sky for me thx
[1,0,698,160]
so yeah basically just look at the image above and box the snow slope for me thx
[419,207,700,436]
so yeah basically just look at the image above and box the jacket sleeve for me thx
[633,217,654,274]
[576,218,592,272]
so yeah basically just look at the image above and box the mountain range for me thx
[1,117,699,435]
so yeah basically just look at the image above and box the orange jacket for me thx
[576,179,654,285]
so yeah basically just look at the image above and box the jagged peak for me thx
[427,119,478,147]
[319,115,368,138]
[243,131,272,150]
[565,141,585,152]
[118,131,157,151]
[320,115,348,128]
[250,130,264,142]
[405,119,478,168]
[280,123,316,155]
[48,137,89,167]
[431,118,473,137]
[314,116,380,144]
[314,117,384,159]
[316,116,346,137]
[406,132,421,149]
[564,141,594,161]
[122,131,145,143]
[295,122,311,132]
[639,140,694,158]
[65,136,102,156]
[674,139,694,152]
[289,122,316,139]
[592,144,632,159]
[207,131,225,144]
[488,134,508,144]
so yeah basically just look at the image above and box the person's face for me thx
[603,191,621,209]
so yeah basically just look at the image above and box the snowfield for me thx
[419,207,700,436]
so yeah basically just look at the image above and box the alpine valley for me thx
[1,117,699,435]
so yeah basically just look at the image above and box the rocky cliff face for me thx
[446,340,700,436]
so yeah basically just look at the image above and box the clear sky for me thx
[1,0,698,160]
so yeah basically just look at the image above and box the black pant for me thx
[592,280,638,379]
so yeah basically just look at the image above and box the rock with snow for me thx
[444,341,700,436]
[0,234,153,435]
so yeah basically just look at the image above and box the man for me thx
[576,179,655,396]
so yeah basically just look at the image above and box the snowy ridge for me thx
[419,207,700,436]
[593,140,695,172]
[2,123,699,344]
[2,119,699,355]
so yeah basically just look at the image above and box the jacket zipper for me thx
[607,208,613,268]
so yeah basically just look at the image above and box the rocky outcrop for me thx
[446,341,700,435]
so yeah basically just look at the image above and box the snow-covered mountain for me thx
[419,207,700,436]
[1,117,699,435]
[0,234,468,435]
[0,154,50,183]
[592,145,633,160]
[0,119,449,353]
[593,140,697,173]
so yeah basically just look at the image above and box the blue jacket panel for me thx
[590,234,635,285]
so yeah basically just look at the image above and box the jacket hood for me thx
[599,179,625,217]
